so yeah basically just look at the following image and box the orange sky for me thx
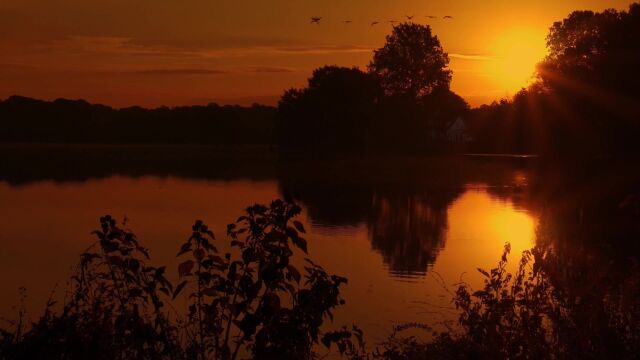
[0,0,634,108]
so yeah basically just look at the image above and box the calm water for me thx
[1,145,636,343]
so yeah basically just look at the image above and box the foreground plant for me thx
[377,243,640,360]
[0,215,181,359]
[0,200,361,360]
[174,200,357,359]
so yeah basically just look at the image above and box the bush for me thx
[0,200,358,360]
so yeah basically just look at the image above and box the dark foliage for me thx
[277,66,383,153]
[0,200,357,360]
[369,23,452,99]
[276,69,467,154]
[374,242,640,360]
[0,96,276,145]
[0,215,181,359]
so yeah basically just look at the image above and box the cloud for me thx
[449,53,492,61]
[248,66,294,73]
[125,66,296,76]
[272,45,373,54]
[43,36,373,60]
[130,68,227,75]
[46,36,199,58]
[0,63,34,70]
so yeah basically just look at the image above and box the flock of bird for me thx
[310,14,453,26]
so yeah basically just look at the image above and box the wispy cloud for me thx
[0,63,35,70]
[449,53,492,61]
[130,68,227,75]
[45,36,373,60]
[272,45,373,54]
[247,66,294,73]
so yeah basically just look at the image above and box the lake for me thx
[1,145,638,345]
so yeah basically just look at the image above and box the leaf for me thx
[208,255,225,264]
[155,266,166,277]
[292,236,308,254]
[287,265,301,283]
[230,240,244,248]
[284,282,297,295]
[178,260,195,277]
[293,220,306,234]
[177,242,192,256]
[321,333,332,349]
[477,268,490,278]
[172,281,188,299]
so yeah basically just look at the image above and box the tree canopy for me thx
[368,23,452,99]
[277,66,382,153]
[539,3,640,100]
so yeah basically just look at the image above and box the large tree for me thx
[368,23,452,99]
[539,3,640,99]
[535,3,640,153]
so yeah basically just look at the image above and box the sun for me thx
[484,28,548,94]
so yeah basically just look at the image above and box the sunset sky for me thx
[0,0,633,108]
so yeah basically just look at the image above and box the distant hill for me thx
[0,95,276,145]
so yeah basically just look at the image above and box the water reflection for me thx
[277,156,531,276]
[368,192,451,277]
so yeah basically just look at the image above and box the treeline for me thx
[0,96,276,145]
[277,24,469,155]
[468,3,640,155]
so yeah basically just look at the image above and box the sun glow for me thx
[484,28,548,94]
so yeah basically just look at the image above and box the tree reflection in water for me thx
[368,190,458,276]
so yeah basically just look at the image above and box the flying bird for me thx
[310,17,322,24]
[426,15,437,19]
[406,15,415,20]
[371,21,379,26]
[443,15,453,19]
[344,20,353,24]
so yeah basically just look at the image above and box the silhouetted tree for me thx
[540,4,640,99]
[368,23,452,99]
[277,66,383,153]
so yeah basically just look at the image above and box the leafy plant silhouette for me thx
[0,200,362,360]
[173,200,356,359]
[3,207,639,359]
